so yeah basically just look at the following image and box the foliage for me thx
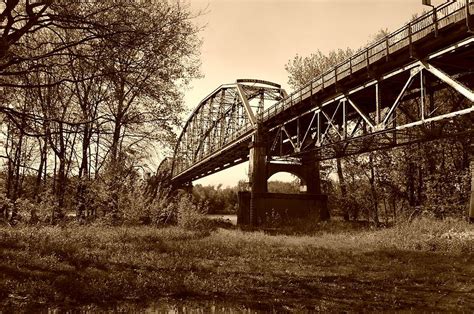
[285,48,353,90]
[192,184,238,214]
[174,193,208,230]
[268,179,300,194]
[0,0,202,224]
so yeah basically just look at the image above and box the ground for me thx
[0,218,473,311]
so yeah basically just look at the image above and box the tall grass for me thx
[0,217,472,310]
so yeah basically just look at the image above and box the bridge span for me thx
[168,1,474,225]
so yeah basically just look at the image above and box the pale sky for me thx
[180,0,442,187]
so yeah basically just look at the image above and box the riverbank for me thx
[1,218,473,311]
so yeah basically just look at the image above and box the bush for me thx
[0,193,57,225]
[174,193,208,230]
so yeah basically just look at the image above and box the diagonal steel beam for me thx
[421,61,474,102]
[271,128,282,152]
[281,125,297,149]
[236,84,257,126]
[346,97,375,130]
[382,68,419,126]
[321,105,344,140]
[397,106,474,130]
[320,101,344,143]
[301,111,318,147]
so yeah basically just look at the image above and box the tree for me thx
[0,1,137,75]
[97,0,201,215]
[0,0,202,223]
[285,48,353,90]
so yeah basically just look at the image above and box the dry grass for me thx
[0,218,473,311]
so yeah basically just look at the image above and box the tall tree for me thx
[0,0,202,223]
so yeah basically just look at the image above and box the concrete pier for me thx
[244,124,329,227]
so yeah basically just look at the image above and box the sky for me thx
[179,0,444,187]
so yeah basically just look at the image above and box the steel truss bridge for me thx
[170,0,474,192]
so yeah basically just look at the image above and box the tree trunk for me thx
[94,129,101,179]
[56,121,67,210]
[336,158,349,221]
[369,153,379,224]
[57,155,66,208]
[79,125,90,179]
[77,125,91,219]
[34,138,47,201]
[110,117,122,165]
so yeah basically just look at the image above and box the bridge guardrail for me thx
[262,0,471,122]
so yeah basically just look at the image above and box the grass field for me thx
[1,218,473,311]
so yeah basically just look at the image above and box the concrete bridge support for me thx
[245,124,329,226]
[248,124,268,225]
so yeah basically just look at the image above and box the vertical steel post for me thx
[279,127,283,156]
[297,118,301,151]
[408,21,414,58]
[375,82,381,125]
[342,99,347,139]
[317,112,321,146]
[469,143,474,223]
[420,70,425,121]
[366,49,370,69]
[466,0,473,33]
[259,91,264,116]
[349,56,353,76]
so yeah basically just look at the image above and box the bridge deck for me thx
[171,0,474,184]
[262,1,473,126]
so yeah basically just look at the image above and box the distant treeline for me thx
[192,180,300,214]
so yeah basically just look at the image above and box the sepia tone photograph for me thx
[0,0,473,312]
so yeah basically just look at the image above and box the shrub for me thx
[13,198,35,225]
[175,193,208,230]
[0,193,13,222]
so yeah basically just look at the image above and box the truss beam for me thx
[171,1,474,184]
[268,37,474,159]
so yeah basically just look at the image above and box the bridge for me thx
[167,1,474,225]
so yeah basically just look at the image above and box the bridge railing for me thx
[262,0,471,122]
[172,119,254,178]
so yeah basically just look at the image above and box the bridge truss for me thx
[268,38,474,161]
[171,0,474,186]
[172,80,286,183]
